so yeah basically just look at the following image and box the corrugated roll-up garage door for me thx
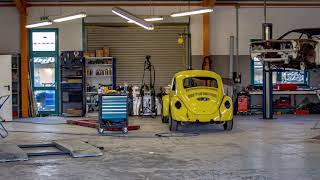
[85,25,188,91]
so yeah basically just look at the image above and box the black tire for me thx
[169,111,178,131]
[162,115,169,123]
[223,119,233,131]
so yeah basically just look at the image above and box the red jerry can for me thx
[238,95,249,113]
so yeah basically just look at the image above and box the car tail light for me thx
[175,101,182,109]
[225,100,231,109]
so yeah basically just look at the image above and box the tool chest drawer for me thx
[99,95,128,121]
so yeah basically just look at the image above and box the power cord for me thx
[4,121,67,125]
[7,129,200,138]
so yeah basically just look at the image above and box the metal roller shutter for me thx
[85,25,188,91]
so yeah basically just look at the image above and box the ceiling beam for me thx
[14,0,27,15]
[27,3,202,7]
[202,0,215,59]
[215,3,320,7]
[14,0,30,118]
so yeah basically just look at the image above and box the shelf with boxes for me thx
[84,47,116,115]
[60,51,86,117]
[85,57,116,114]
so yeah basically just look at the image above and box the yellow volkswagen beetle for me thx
[162,70,234,131]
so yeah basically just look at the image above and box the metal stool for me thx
[0,95,10,138]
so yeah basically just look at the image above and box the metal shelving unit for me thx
[85,57,116,115]
[60,51,86,117]
[11,54,20,119]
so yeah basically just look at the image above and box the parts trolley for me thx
[98,94,129,135]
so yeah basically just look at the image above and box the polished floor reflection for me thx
[1,115,320,180]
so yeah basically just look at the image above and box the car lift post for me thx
[262,23,273,119]
[263,61,273,119]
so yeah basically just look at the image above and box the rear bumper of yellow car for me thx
[170,96,233,122]
[173,110,233,123]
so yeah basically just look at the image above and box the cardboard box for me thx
[107,59,113,64]
[84,52,90,58]
[66,108,82,115]
[103,47,110,57]
[96,50,104,57]
[89,51,96,57]
[67,79,82,83]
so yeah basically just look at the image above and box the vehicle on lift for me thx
[250,28,320,70]
[161,70,234,131]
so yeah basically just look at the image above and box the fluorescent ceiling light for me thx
[53,12,87,23]
[128,16,164,23]
[26,21,52,28]
[171,8,213,17]
[112,7,154,30]
[145,17,164,22]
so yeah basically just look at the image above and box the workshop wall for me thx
[27,7,83,51]
[0,7,20,54]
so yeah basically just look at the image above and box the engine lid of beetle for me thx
[178,87,223,115]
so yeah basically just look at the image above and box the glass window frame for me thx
[183,77,218,89]
[31,31,57,52]
[29,28,60,115]
[251,59,310,87]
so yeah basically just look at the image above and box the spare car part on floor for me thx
[139,55,157,117]
[162,70,234,131]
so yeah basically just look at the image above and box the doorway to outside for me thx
[29,29,59,115]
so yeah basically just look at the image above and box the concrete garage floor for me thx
[1,115,320,180]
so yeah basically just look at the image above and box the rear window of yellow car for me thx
[183,77,218,89]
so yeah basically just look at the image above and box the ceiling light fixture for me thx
[145,17,164,22]
[26,21,52,28]
[53,12,87,23]
[128,16,164,23]
[112,7,154,30]
[171,8,213,17]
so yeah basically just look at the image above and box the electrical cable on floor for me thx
[311,120,320,129]
[3,121,68,125]
[155,132,200,137]
[7,130,100,137]
[7,129,200,138]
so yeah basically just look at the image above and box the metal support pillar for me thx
[263,62,273,119]
[262,19,273,118]
[262,0,274,119]
[188,17,192,70]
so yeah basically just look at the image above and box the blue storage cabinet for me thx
[98,94,128,134]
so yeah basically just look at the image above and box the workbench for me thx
[249,89,320,110]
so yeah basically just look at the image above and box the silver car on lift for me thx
[250,28,320,70]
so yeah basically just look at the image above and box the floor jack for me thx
[139,55,157,117]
